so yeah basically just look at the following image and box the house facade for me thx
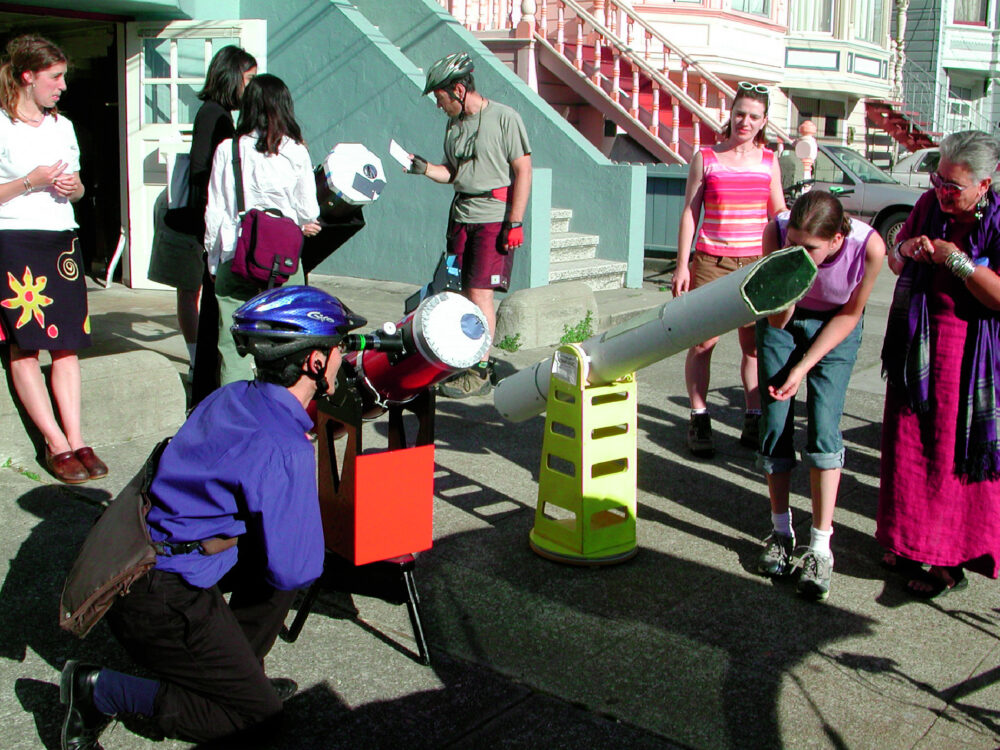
[896,0,999,138]
[627,0,894,148]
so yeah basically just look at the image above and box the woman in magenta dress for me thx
[673,82,786,457]
[878,130,1000,597]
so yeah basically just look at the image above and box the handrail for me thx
[901,58,992,135]
[552,0,724,135]
[603,0,793,145]
[533,32,685,164]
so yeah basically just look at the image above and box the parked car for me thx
[890,145,1000,189]
[777,144,922,247]
[888,147,939,189]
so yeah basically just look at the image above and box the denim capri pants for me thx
[755,310,862,474]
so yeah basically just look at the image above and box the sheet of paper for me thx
[389,139,413,171]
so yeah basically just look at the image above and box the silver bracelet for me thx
[945,252,976,281]
[22,176,31,193]
[891,240,904,262]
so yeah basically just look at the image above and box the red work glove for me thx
[502,221,523,251]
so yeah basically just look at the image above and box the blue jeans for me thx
[755,312,862,474]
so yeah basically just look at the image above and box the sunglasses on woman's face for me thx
[930,171,973,196]
[737,81,769,95]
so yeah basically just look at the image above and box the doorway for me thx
[0,11,123,281]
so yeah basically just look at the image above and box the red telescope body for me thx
[343,291,491,418]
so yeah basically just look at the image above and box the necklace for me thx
[17,110,43,124]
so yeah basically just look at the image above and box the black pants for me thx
[106,567,297,743]
[190,264,220,408]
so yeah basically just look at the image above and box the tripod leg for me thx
[280,579,322,643]
[403,568,430,665]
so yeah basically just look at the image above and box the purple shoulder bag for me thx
[230,138,303,287]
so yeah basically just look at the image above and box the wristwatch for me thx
[505,221,522,228]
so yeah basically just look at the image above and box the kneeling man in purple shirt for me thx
[59,286,366,750]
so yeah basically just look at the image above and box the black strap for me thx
[153,539,203,556]
[232,137,245,215]
[141,437,171,497]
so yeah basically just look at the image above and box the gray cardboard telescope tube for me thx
[494,245,818,422]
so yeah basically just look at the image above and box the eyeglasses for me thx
[737,81,769,95]
[930,171,973,195]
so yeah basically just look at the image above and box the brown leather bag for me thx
[58,440,167,638]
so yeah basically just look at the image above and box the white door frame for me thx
[122,19,266,289]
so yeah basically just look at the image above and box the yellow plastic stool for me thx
[529,344,638,565]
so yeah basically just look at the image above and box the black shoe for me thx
[60,660,110,750]
[687,413,715,457]
[270,677,298,702]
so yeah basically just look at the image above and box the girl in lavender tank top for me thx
[754,191,885,601]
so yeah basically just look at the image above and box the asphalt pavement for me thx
[0,261,998,750]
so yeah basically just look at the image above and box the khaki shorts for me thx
[690,252,762,290]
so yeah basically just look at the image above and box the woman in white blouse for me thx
[0,35,106,484]
[204,73,320,386]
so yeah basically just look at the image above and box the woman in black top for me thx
[157,45,256,405]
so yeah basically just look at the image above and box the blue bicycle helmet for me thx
[231,285,367,361]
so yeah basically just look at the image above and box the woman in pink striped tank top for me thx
[673,83,786,458]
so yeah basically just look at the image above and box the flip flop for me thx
[880,552,925,578]
[906,566,969,599]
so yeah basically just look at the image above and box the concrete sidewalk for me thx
[1,264,998,750]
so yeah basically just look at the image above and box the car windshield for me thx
[826,146,897,184]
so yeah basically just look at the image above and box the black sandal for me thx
[880,552,924,578]
[906,565,968,599]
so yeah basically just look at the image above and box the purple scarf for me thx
[881,189,1000,481]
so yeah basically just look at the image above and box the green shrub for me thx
[560,310,594,345]
[496,333,522,352]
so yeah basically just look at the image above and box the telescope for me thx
[495,246,819,422]
[302,143,386,273]
[315,143,386,223]
[339,290,491,420]
[285,290,490,664]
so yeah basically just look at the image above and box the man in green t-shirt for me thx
[408,52,532,398]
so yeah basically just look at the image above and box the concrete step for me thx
[550,207,572,234]
[549,257,626,291]
[550,231,598,262]
[594,285,670,329]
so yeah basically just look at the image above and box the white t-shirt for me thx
[203,133,319,273]
[0,114,81,231]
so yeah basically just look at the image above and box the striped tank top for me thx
[695,147,774,257]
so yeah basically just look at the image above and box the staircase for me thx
[441,0,792,164]
[865,98,940,154]
[548,208,624,290]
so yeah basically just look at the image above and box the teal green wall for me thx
[352,0,645,288]
[17,0,192,16]
[239,0,644,289]
[241,0,473,286]
[179,0,239,18]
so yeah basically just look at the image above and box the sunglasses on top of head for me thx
[737,81,769,95]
